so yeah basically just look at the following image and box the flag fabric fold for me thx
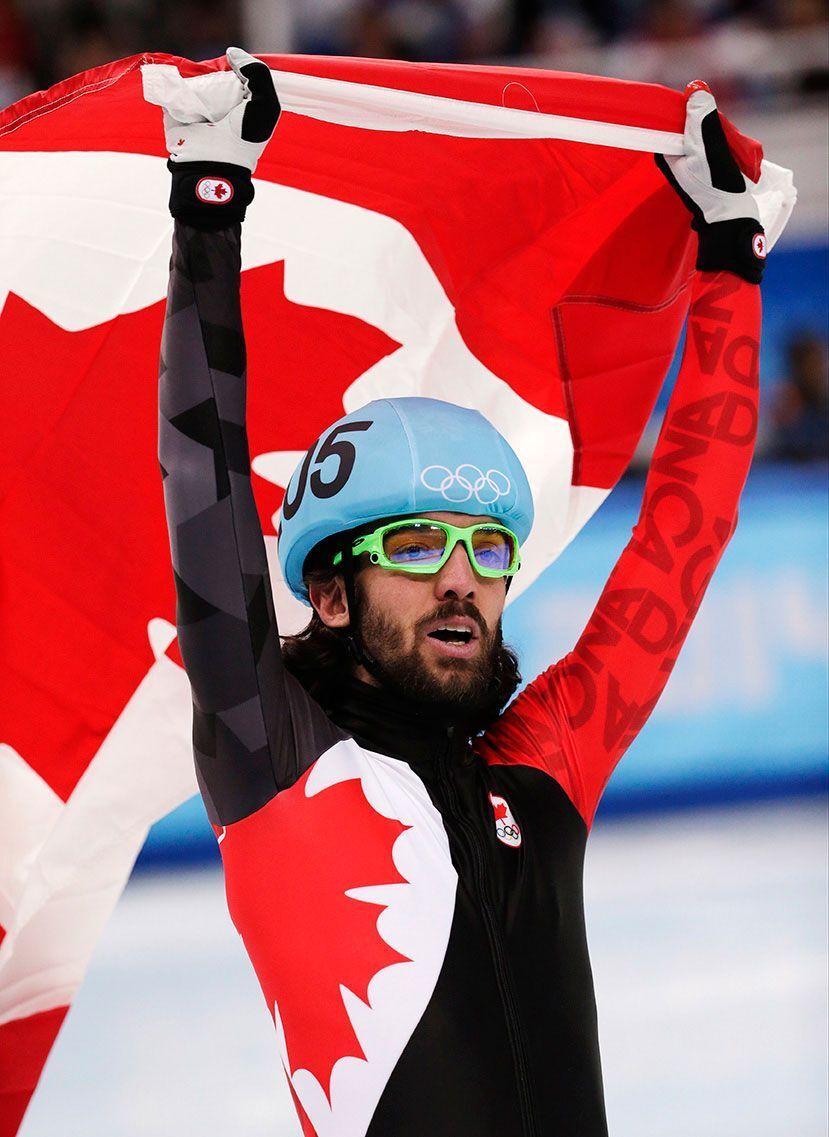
[0,52,795,1134]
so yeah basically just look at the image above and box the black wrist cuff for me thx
[694,216,767,284]
[168,161,254,230]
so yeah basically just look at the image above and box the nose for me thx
[434,542,477,600]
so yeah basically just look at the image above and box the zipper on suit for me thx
[438,733,538,1137]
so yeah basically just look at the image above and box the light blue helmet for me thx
[277,397,534,603]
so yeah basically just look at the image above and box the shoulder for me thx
[476,665,567,773]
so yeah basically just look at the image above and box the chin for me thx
[421,647,479,677]
[420,655,489,703]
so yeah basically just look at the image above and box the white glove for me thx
[657,82,767,282]
[164,47,280,173]
[662,84,760,225]
[155,47,280,228]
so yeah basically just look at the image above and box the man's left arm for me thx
[548,266,759,825]
[479,86,766,828]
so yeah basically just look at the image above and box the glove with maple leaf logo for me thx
[657,82,767,284]
[161,47,281,230]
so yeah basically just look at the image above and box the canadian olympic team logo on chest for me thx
[488,793,522,848]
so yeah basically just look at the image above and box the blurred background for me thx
[6,2,826,1135]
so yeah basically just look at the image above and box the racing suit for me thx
[159,218,759,1137]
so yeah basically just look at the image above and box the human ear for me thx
[309,575,350,629]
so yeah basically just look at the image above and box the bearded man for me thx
[159,49,765,1137]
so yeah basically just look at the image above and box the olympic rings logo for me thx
[420,464,512,505]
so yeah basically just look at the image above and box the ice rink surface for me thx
[21,799,828,1137]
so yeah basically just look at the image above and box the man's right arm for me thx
[159,219,292,825]
[157,52,342,826]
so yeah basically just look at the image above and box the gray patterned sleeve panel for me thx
[158,222,344,826]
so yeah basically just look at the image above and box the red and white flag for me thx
[0,52,794,1134]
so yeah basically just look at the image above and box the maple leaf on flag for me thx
[220,768,411,1102]
[0,291,171,796]
[0,257,400,1131]
[0,265,396,795]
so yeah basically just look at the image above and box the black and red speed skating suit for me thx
[159,218,759,1137]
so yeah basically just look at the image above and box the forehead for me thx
[413,511,494,527]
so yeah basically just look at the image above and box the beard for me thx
[357,594,504,722]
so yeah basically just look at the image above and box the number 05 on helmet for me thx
[277,397,535,603]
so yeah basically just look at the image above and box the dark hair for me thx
[280,535,351,711]
[280,539,523,730]
[281,609,352,711]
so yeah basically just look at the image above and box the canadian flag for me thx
[0,51,794,1134]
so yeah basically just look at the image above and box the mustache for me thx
[415,600,490,640]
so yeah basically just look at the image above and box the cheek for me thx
[480,582,507,629]
[360,570,429,631]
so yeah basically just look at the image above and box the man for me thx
[159,49,764,1137]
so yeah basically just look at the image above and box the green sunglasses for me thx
[332,518,521,578]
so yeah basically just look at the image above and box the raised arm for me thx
[160,216,285,825]
[479,86,766,827]
[547,267,758,822]
[158,51,338,825]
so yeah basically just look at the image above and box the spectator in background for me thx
[638,0,701,41]
[346,0,470,61]
[164,0,242,63]
[0,0,33,109]
[768,332,829,462]
[52,3,124,84]
[773,0,829,96]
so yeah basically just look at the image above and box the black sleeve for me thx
[158,222,344,825]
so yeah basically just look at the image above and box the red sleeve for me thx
[478,271,760,828]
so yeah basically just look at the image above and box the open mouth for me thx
[427,626,474,646]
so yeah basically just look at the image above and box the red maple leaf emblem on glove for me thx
[221,765,411,1102]
[213,181,227,199]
